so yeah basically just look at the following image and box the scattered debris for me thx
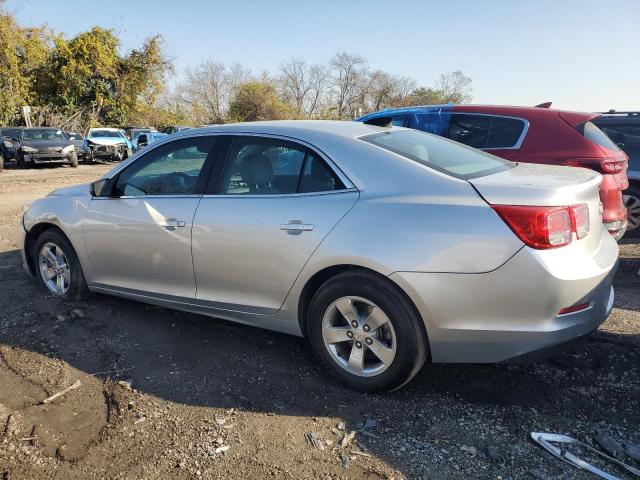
[337,421,345,431]
[133,417,147,425]
[623,442,640,462]
[117,380,132,390]
[460,445,478,458]
[595,432,626,461]
[215,418,226,426]
[531,432,640,480]
[340,431,357,449]
[350,450,372,458]
[340,451,351,469]
[214,445,230,454]
[39,379,81,405]
[487,444,505,466]
[70,309,85,319]
[55,314,65,322]
[305,431,325,451]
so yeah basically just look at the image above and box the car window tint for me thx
[299,153,345,193]
[361,129,513,180]
[581,121,621,151]
[116,137,215,196]
[448,114,491,148]
[487,117,526,148]
[413,112,452,136]
[221,137,306,195]
[391,115,407,127]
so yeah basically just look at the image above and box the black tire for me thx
[32,229,88,300]
[0,155,4,173]
[69,152,78,168]
[623,185,640,238]
[307,270,428,392]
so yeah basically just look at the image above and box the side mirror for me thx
[137,134,148,148]
[90,178,115,197]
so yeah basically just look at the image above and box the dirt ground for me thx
[0,164,639,480]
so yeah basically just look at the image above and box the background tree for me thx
[0,13,50,124]
[227,81,293,122]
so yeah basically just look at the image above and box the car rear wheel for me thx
[623,186,640,237]
[307,270,428,392]
[33,230,88,300]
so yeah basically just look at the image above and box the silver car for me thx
[20,121,618,391]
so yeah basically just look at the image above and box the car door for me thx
[83,135,220,298]
[192,135,359,314]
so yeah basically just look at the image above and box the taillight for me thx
[565,158,626,174]
[492,204,589,249]
[571,204,589,239]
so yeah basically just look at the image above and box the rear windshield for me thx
[360,129,513,179]
[581,121,621,151]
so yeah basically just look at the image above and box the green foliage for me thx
[0,14,50,124]
[0,9,172,130]
[228,81,294,122]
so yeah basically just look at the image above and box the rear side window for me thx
[487,116,526,148]
[448,114,491,148]
[220,137,345,195]
[580,121,621,151]
[361,129,513,180]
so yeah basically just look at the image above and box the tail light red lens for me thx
[571,204,589,239]
[565,158,626,174]
[492,204,589,249]
[558,302,590,315]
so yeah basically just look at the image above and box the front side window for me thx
[220,137,345,195]
[361,129,513,180]
[115,137,216,196]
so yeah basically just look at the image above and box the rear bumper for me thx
[390,231,619,363]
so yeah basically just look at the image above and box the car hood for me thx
[22,139,72,149]
[87,137,128,146]
[47,183,91,198]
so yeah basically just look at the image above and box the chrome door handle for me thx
[160,220,186,231]
[280,221,314,233]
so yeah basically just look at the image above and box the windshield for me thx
[21,129,66,141]
[89,130,125,139]
[361,129,513,179]
[1,128,21,139]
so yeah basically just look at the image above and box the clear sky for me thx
[5,0,640,112]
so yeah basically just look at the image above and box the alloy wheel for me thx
[38,242,70,295]
[321,296,397,377]
[624,193,640,231]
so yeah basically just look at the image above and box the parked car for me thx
[84,128,133,162]
[64,131,90,162]
[135,131,167,150]
[161,125,192,135]
[593,111,640,234]
[0,127,22,172]
[20,121,617,392]
[358,104,630,240]
[16,128,78,168]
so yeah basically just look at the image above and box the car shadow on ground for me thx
[1,247,639,477]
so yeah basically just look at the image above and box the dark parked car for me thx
[161,125,191,135]
[64,131,90,162]
[359,104,630,240]
[17,128,78,168]
[593,111,640,234]
[0,127,22,171]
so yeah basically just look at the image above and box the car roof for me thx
[188,120,391,140]
[360,104,597,123]
[22,127,60,130]
[89,127,122,131]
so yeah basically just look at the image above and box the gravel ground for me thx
[0,164,638,480]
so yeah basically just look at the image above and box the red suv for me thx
[359,104,629,239]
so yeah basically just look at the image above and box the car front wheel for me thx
[307,270,428,392]
[33,230,88,300]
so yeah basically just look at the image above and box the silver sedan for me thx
[20,121,618,391]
